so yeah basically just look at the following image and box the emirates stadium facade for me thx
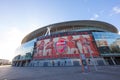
[12,20,120,67]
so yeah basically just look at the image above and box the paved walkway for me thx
[0,65,120,80]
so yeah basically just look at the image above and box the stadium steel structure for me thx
[21,20,118,44]
[12,20,120,67]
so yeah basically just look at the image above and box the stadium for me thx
[12,20,120,67]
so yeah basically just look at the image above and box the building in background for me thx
[0,59,11,65]
[12,20,120,67]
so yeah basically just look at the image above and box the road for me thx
[0,65,120,80]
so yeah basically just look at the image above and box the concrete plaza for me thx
[0,65,120,80]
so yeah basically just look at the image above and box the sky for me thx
[0,0,120,61]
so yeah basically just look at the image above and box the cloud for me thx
[113,6,120,14]
[110,6,120,16]
[90,14,100,20]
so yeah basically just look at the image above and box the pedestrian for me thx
[52,61,54,66]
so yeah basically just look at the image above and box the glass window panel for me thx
[92,32,120,54]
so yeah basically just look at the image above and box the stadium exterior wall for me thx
[12,20,120,67]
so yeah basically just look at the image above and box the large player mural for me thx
[33,32,99,59]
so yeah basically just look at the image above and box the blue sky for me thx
[0,0,120,60]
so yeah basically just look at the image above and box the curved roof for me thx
[21,20,118,44]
